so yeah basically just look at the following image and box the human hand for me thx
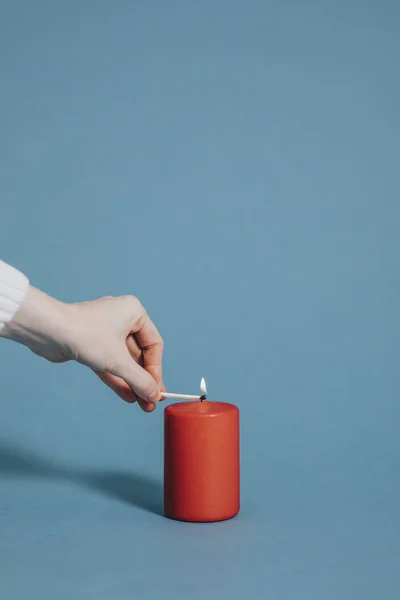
[2,287,164,412]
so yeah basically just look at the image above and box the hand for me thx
[1,287,165,412]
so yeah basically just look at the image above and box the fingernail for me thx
[145,389,160,403]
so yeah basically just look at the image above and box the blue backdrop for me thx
[1,1,399,598]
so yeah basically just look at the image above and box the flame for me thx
[200,377,207,394]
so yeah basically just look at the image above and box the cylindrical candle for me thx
[164,401,240,522]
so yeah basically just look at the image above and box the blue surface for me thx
[1,1,400,598]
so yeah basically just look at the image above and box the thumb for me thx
[115,352,160,405]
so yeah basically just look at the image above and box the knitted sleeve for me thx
[0,260,29,334]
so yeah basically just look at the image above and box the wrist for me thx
[2,286,73,353]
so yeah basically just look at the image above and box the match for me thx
[161,392,206,401]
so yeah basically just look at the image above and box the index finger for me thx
[134,316,165,390]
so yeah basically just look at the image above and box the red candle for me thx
[164,400,240,522]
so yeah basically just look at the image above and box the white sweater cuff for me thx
[0,260,29,334]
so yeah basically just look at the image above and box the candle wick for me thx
[200,395,207,402]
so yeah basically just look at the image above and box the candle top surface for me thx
[165,401,237,417]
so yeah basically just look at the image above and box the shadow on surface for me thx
[0,442,163,516]
[83,471,163,515]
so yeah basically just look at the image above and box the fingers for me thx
[116,352,160,406]
[96,334,160,413]
[93,296,164,413]
[95,371,138,403]
[126,334,143,366]
[95,371,156,413]
[125,335,152,412]
[134,316,164,391]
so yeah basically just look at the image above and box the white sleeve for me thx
[0,260,29,334]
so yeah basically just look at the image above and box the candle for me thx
[164,379,240,522]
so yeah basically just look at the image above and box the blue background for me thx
[1,1,399,598]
